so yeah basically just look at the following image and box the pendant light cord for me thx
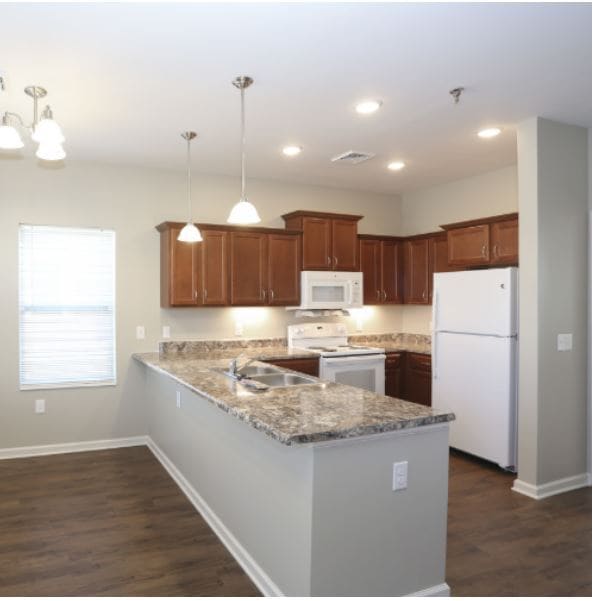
[187,136,192,222]
[241,86,246,200]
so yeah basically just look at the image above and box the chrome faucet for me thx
[228,353,255,379]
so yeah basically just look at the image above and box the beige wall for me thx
[399,165,518,333]
[515,117,589,489]
[0,159,401,449]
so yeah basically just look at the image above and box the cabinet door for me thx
[199,229,228,306]
[267,233,300,306]
[490,219,518,265]
[404,239,429,304]
[404,353,432,406]
[381,240,401,303]
[359,239,381,304]
[302,217,331,270]
[264,357,319,377]
[331,219,358,271]
[161,225,199,306]
[428,235,452,304]
[447,224,490,267]
[385,352,402,398]
[230,232,267,305]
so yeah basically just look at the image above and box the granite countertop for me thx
[134,338,452,446]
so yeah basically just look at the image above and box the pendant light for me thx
[177,131,202,243]
[227,76,261,225]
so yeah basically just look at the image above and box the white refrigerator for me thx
[432,267,518,470]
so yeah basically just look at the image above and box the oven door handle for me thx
[322,354,386,365]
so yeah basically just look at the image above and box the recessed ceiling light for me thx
[355,100,382,115]
[387,161,405,171]
[282,145,302,157]
[477,127,502,139]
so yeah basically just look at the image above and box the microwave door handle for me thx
[348,282,354,305]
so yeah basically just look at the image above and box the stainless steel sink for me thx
[236,365,281,377]
[248,373,319,387]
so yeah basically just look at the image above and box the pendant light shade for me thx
[0,118,24,149]
[227,75,261,225]
[227,198,261,225]
[32,111,65,144]
[177,131,202,243]
[36,142,66,161]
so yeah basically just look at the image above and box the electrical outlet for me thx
[235,322,244,336]
[35,399,45,414]
[136,326,145,339]
[557,333,573,351]
[162,326,171,339]
[176,390,181,409]
[392,461,408,491]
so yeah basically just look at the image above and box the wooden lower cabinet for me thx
[403,353,432,406]
[264,357,320,377]
[385,352,402,398]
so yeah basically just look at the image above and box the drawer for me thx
[385,353,402,368]
[408,353,431,371]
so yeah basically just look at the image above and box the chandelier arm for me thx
[187,136,192,222]
[241,86,246,200]
[4,111,27,128]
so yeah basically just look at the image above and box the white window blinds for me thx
[19,225,116,389]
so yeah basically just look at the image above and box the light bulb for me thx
[32,118,65,144]
[387,161,405,171]
[355,100,382,114]
[177,223,203,243]
[0,124,24,149]
[36,142,66,161]
[477,128,501,139]
[282,145,302,157]
[227,199,261,224]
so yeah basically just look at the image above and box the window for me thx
[19,225,116,389]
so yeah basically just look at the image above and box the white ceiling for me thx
[0,2,591,195]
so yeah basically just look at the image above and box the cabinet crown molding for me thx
[281,210,363,222]
[440,212,518,231]
[155,221,300,236]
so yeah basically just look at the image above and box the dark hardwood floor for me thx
[0,446,591,596]
[447,450,592,596]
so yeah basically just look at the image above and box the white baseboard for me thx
[0,436,148,460]
[146,437,283,597]
[512,472,591,500]
[407,583,451,596]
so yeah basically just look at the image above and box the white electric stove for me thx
[288,323,386,394]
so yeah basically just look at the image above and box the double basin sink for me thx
[213,364,319,391]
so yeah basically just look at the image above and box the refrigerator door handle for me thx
[432,332,438,381]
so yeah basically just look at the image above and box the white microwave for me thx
[298,271,363,310]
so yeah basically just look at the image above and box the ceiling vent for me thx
[331,150,375,165]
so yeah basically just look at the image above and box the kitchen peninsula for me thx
[134,339,455,596]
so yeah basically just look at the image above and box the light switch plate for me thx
[557,333,573,351]
[136,326,145,340]
[392,461,408,491]
[162,326,171,339]
[35,399,45,414]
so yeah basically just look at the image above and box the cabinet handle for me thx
[261,289,265,301]
[270,289,275,301]
[194,289,198,300]
[334,256,338,268]
[493,244,499,258]
[422,290,426,300]
[481,244,487,258]
[376,290,380,300]
[327,256,331,266]
[383,290,388,301]
[203,289,207,301]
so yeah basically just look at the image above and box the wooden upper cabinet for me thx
[157,223,199,307]
[282,211,362,271]
[441,213,519,268]
[332,219,359,271]
[199,229,228,306]
[490,218,518,265]
[447,224,490,267]
[301,217,332,270]
[230,231,267,306]
[267,233,300,306]
[359,238,381,304]
[404,238,430,304]
[358,236,401,304]
[428,233,453,302]
[381,240,401,303]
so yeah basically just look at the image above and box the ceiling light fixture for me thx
[282,145,302,157]
[227,75,261,225]
[387,161,405,171]
[177,131,202,243]
[0,79,66,160]
[477,127,502,139]
[355,99,382,115]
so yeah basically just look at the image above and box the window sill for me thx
[20,380,117,391]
